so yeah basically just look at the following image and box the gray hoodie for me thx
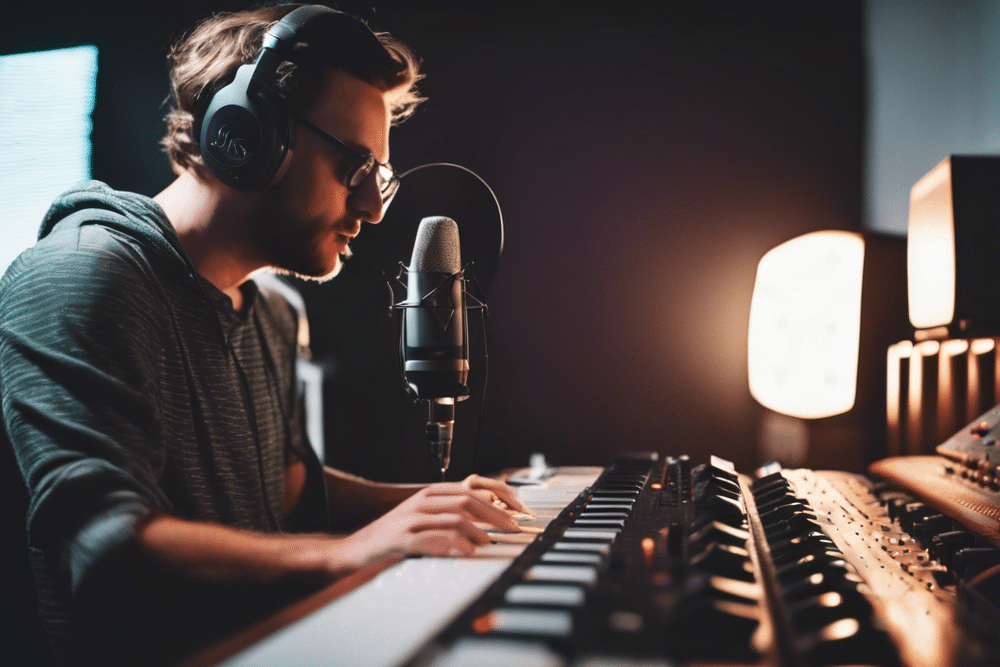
[1,180,327,666]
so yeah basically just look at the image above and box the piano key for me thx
[504,584,587,607]
[552,541,611,554]
[474,608,574,638]
[540,551,605,565]
[525,564,599,586]
[430,637,567,667]
[573,518,626,527]
[573,655,672,667]
[563,528,619,541]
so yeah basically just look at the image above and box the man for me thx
[0,5,527,666]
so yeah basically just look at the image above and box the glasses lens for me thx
[346,158,398,204]
[376,164,399,199]
[348,156,375,189]
[382,181,399,208]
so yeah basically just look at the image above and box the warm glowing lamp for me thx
[748,231,865,419]
[907,156,1000,339]
[748,231,908,470]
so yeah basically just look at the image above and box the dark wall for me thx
[7,1,869,481]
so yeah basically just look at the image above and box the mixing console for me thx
[404,437,1000,666]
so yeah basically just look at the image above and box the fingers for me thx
[407,530,478,558]
[343,512,485,567]
[461,474,536,517]
[408,512,492,547]
[416,490,521,532]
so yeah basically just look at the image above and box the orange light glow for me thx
[908,157,956,329]
[916,340,941,356]
[820,618,860,641]
[641,537,655,568]
[471,613,495,635]
[747,231,865,419]
[972,339,996,355]
[941,340,969,357]
[817,591,842,607]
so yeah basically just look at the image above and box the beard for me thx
[265,246,350,283]
[246,204,352,284]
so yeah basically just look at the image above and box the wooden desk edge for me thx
[180,558,402,667]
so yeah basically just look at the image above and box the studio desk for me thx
[187,449,1000,667]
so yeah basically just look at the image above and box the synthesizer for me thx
[401,444,1000,667]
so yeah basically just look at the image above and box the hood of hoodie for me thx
[35,180,242,344]
[39,180,193,276]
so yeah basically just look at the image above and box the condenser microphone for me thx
[402,217,471,477]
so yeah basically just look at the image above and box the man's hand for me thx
[460,474,535,517]
[336,479,527,566]
[137,476,534,586]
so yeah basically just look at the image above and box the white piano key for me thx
[504,584,587,607]
[574,655,672,667]
[562,528,619,541]
[573,518,625,527]
[540,551,604,565]
[487,531,538,545]
[525,564,599,586]
[431,637,567,667]
[475,543,530,559]
[488,608,574,637]
[217,558,512,667]
[584,501,633,510]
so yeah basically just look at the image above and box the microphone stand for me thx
[427,397,455,480]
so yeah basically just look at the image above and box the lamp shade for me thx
[907,158,956,330]
[748,231,865,419]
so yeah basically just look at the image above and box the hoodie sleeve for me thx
[0,223,174,602]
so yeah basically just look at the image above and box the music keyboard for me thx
[208,469,604,667]
[207,452,1000,667]
[402,454,1000,667]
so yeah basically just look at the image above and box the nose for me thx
[347,171,386,225]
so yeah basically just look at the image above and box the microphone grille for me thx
[411,216,461,272]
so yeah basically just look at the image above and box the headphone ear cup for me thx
[200,64,291,191]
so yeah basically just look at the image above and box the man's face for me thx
[249,69,393,281]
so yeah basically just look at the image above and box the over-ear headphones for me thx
[198,5,335,191]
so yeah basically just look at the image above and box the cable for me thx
[472,286,490,475]
[398,162,505,261]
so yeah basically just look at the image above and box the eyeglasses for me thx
[295,114,400,205]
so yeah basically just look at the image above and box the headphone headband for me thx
[262,5,335,52]
[199,4,338,191]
